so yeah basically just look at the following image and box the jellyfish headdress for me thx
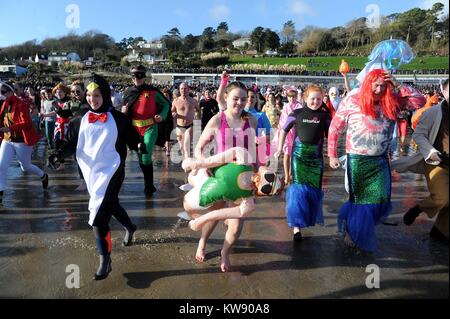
[356,39,415,83]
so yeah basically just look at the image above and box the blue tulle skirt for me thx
[286,142,324,228]
[339,154,392,252]
[338,201,391,251]
[286,184,324,228]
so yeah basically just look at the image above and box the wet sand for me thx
[0,141,448,298]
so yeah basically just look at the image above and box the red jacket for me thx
[0,95,39,146]
[325,100,336,118]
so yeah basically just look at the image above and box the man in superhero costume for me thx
[122,65,173,196]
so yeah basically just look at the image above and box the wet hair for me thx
[303,85,324,100]
[358,69,399,120]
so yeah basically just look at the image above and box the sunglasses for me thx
[1,90,9,95]
[71,90,81,94]
[260,172,276,195]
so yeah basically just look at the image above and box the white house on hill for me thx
[232,37,251,48]
[136,40,165,50]
[48,52,81,65]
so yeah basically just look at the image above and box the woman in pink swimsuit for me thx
[190,72,257,272]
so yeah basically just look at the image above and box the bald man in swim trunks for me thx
[171,83,200,159]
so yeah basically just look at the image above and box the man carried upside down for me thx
[181,147,284,272]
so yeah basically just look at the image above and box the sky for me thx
[0,0,448,47]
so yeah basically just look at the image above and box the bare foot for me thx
[344,232,356,248]
[220,251,230,272]
[195,246,206,263]
[189,220,201,231]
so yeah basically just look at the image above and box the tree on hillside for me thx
[264,29,280,51]
[162,27,183,52]
[1,4,448,63]
[392,8,429,43]
[437,13,449,45]
[282,20,296,44]
[216,22,231,49]
[117,38,129,50]
[183,33,199,53]
[200,27,216,51]
[297,25,321,41]
[329,26,347,51]
[278,42,296,54]
[428,3,447,48]
[217,22,229,32]
[340,18,370,54]
[250,26,265,53]
[298,28,336,54]
[0,40,43,61]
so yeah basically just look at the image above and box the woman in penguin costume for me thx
[76,73,147,280]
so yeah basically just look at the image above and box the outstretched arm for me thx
[189,198,255,231]
[217,71,229,111]
[341,72,351,93]
[183,147,253,172]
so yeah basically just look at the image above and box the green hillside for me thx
[230,55,448,71]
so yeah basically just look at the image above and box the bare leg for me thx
[186,201,225,263]
[183,127,193,159]
[196,220,218,262]
[220,218,244,272]
[189,200,254,231]
[283,154,291,185]
[176,128,185,158]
